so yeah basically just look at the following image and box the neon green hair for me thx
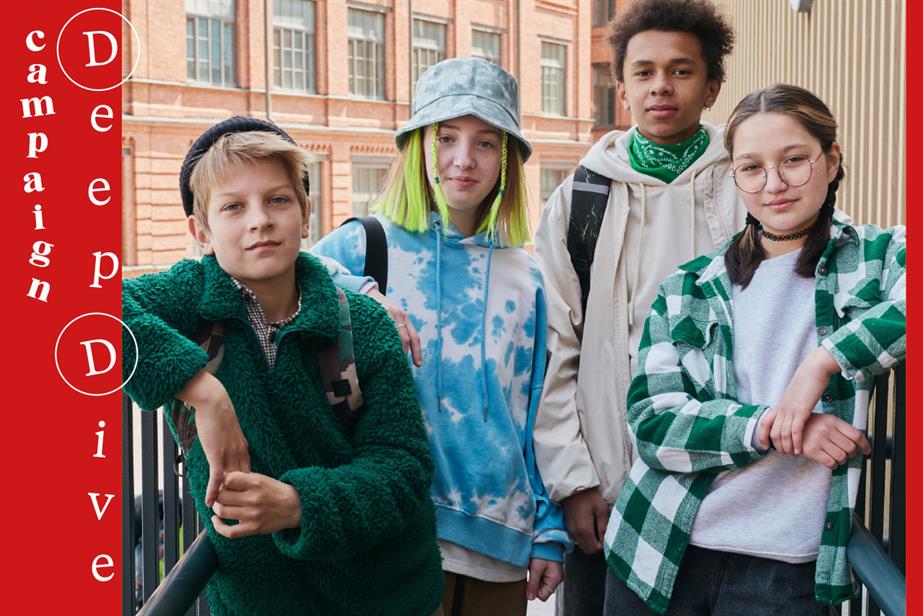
[375,124,532,246]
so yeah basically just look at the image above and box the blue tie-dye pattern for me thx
[491,315,505,339]
[312,214,570,568]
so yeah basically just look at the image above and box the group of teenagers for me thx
[123,0,906,614]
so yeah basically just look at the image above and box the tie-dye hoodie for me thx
[312,213,569,567]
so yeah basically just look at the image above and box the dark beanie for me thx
[179,116,309,217]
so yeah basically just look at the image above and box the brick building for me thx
[121,0,629,275]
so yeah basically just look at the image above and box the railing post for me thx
[123,395,136,616]
[140,408,160,602]
[889,365,905,574]
[162,414,181,575]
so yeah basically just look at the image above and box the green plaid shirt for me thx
[603,219,906,614]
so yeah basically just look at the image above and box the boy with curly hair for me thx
[532,1,743,613]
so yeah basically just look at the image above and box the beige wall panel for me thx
[705,0,905,228]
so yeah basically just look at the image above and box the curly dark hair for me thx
[608,0,735,83]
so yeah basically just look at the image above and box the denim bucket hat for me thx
[395,57,532,162]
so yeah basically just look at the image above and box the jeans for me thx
[603,545,831,616]
[556,547,608,615]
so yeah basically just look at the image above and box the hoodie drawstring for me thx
[627,183,647,328]
[480,242,494,421]
[435,221,444,412]
[689,170,698,262]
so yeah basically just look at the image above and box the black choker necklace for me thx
[760,226,812,242]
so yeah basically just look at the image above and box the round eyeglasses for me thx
[730,152,824,194]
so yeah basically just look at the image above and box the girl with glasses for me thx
[602,84,905,614]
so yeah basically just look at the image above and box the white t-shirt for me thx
[689,248,831,563]
[438,540,526,582]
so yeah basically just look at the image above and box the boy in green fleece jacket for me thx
[122,117,444,615]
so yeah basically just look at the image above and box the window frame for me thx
[471,28,502,66]
[347,8,387,100]
[412,18,447,87]
[540,41,567,116]
[592,64,616,128]
[185,0,237,87]
[351,161,391,216]
[273,0,317,93]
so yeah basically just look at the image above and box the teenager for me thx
[603,83,905,614]
[532,1,743,612]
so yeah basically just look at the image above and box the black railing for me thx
[124,364,906,616]
[123,395,210,615]
[848,364,906,616]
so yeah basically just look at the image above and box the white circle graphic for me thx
[54,311,139,397]
[56,8,142,92]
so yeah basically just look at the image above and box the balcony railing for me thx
[123,364,906,616]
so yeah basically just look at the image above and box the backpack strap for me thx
[566,165,612,315]
[341,216,388,294]
[167,290,367,475]
[168,321,225,474]
[317,288,365,433]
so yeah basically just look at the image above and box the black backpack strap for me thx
[341,216,388,294]
[566,166,612,315]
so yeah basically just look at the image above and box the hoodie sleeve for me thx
[532,176,602,503]
[314,253,375,294]
[311,221,375,292]
[524,285,571,561]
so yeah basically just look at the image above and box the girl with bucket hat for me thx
[313,57,569,614]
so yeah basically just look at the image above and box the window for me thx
[413,19,446,87]
[593,65,616,127]
[351,163,390,216]
[303,161,323,247]
[273,0,316,92]
[541,42,566,116]
[471,29,501,66]
[348,8,386,100]
[186,0,236,86]
[541,167,571,204]
[593,0,616,26]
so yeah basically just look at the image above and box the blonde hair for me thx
[375,127,531,246]
[188,131,310,226]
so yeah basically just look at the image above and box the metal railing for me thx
[846,364,906,616]
[124,365,906,616]
[123,396,210,616]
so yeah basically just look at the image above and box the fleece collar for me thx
[197,253,342,339]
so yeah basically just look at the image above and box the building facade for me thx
[706,0,905,229]
[121,0,629,274]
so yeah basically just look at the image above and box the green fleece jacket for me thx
[123,253,444,616]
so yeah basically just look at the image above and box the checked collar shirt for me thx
[603,218,906,614]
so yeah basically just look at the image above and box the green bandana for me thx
[628,127,710,183]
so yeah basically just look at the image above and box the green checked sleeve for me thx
[626,281,768,474]
[822,225,906,383]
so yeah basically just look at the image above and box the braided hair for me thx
[724,84,845,288]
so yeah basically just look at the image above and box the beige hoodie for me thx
[533,122,745,504]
